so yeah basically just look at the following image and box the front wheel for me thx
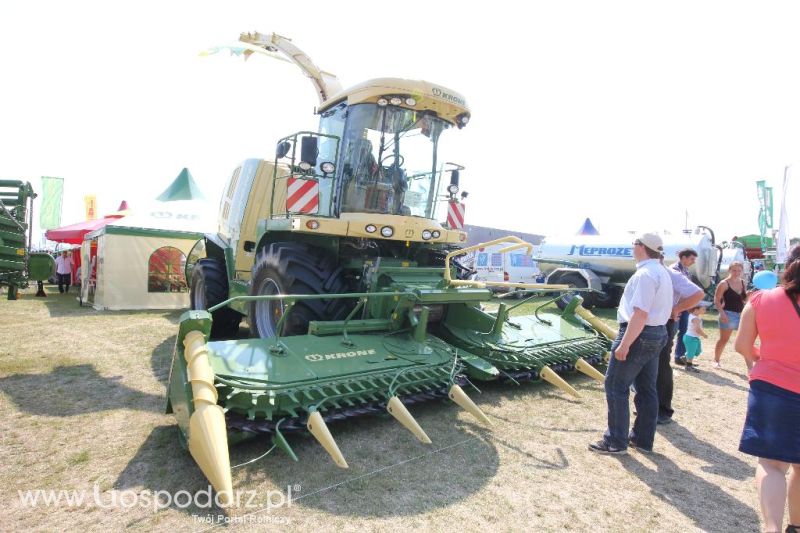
[190,258,241,339]
[249,242,352,339]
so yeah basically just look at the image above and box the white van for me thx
[474,248,542,294]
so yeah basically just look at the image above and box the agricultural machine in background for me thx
[537,226,748,308]
[167,32,616,504]
[0,180,55,300]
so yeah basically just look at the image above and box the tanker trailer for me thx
[718,240,751,282]
[535,226,719,308]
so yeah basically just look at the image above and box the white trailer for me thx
[535,227,747,308]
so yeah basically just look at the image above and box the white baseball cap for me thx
[635,232,663,253]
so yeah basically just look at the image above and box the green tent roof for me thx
[156,168,205,202]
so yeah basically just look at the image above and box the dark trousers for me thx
[57,273,71,293]
[673,311,689,359]
[604,323,668,450]
[657,319,678,419]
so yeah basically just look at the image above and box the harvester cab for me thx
[169,32,616,504]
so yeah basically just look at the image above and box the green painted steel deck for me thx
[209,332,458,420]
[440,302,610,377]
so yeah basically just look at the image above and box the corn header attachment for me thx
[168,237,615,501]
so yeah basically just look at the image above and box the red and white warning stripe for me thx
[286,176,319,214]
[447,200,465,230]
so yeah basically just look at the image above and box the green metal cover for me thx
[208,333,452,384]
[28,253,56,281]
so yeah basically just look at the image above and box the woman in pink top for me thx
[735,244,800,533]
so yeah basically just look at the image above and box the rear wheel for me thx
[555,273,596,310]
[190,258,241,339]
[594,285,621,308]
[249,242,351,339]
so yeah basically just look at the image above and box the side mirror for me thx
[450,169,460,187]
[300,136,319,168]
[276,141,292,159]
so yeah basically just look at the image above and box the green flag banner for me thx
[40,176,64,230]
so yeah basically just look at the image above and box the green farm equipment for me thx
[166,32,615,504]
[0,180,55,299]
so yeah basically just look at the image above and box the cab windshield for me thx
[336,103,449,218]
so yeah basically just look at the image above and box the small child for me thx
[682,305,708,372]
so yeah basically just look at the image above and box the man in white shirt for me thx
[54,251,73,294]
[590,232,673,455]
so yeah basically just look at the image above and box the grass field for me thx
[1,286,765,532]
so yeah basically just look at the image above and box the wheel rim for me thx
[254,277,284,338]
[192,275,207,310]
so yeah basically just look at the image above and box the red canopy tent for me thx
[45,201,129,244]
[45,216,123,245]
[44,202,128,286]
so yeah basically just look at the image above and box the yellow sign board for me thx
[84,195,97,220]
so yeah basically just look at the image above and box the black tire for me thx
[594,285,621,308]
[190,258,241,339]
[555,273,596,310]
[249,242,352,339]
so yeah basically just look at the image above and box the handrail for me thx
[270,131,340,218]
[208,291,417,313]
[443,235,580,291]
[443,235,533,286]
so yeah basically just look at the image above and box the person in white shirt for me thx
[682,304,709,372]
[590,232,673,455]
[54,251,73,294]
